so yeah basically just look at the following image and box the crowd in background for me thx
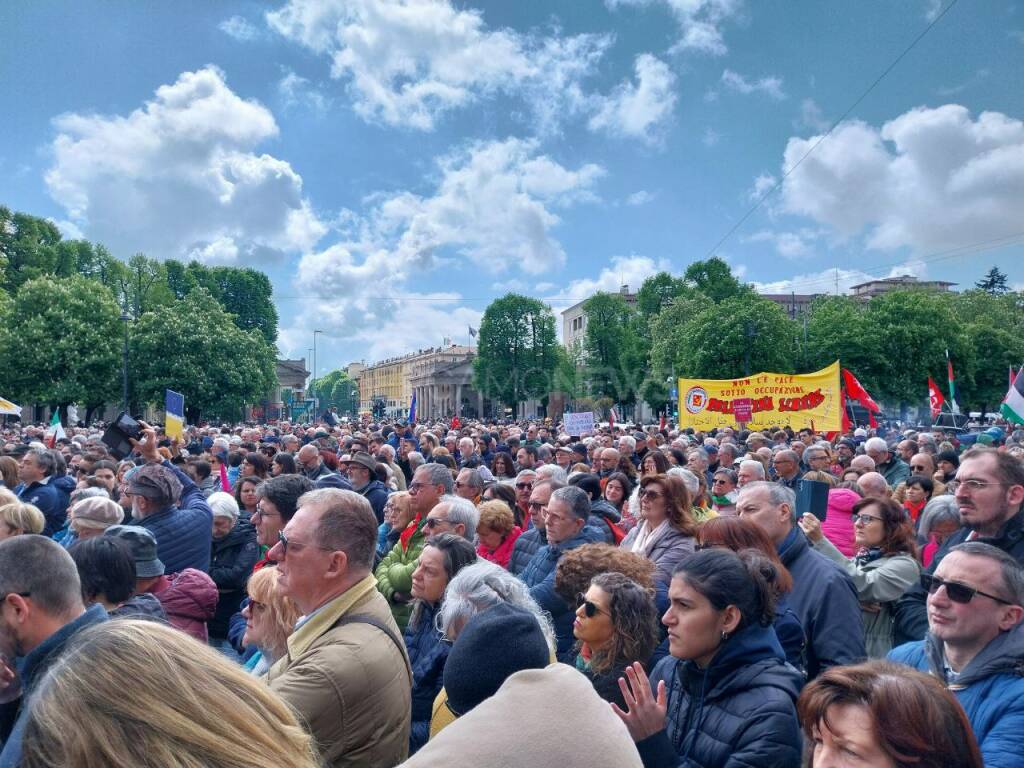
[0,413,1022,768]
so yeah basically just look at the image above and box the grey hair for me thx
[668,467,699,495]
[438,560,556,653]
[948,541,1024,606]
[803,447,827,461]
[408,451,425,469]
[688,448,709,465]
[535,464,567,484]
[515,468,537,481]
[549,485,590,522]
[864,437,888,454]
[26,449,56,477]
[738,459,766,479]
[0,536,83,618]
[619,436,636,452]
[435,495,480,540]
[377,444,396,461]
[740,481,796,512]
[917,495,961,541]
[416,462,455,494]
[457,467,484,490]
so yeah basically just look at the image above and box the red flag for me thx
[659,412,666,431]
[609,407,617,429]
[927,377,945,419]
[837,389,852,436]
[841,369,881,413]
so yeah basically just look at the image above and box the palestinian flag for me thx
[1002,368,1024,425]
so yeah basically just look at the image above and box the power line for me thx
[702,0,962,261]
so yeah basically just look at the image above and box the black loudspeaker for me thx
[795,479,830,521]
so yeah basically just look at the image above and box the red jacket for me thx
[149,569,219,642]
[476,527,523,569]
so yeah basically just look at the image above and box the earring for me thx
[720,631,729,642]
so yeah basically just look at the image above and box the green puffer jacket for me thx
[375,517,427,630]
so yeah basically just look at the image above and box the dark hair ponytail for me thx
[672,547,777,630]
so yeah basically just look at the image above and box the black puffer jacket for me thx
[637,624,803,768]
[208,520,259,638]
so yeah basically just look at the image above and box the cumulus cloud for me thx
[626,190,655,206]
[45,66,326,265]
[278,70,330,112]
[778,104,1024,253]
[796,97,830,132]
[752,259,928,295]
[545,254,671,306]
[606,0,741,56]
[719,69,785,99]
[588,54,677,144]
[219,15,262,41]
[267,0,611,132]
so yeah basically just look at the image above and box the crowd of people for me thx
[0,414,1023,767]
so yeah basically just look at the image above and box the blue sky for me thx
[2,0,1023,378]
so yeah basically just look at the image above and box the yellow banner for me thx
[678,361,842,432]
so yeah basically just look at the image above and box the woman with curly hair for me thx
[603,472,635,530]
[554,543,656,605]
[475,500,523,569]
[571,572,660,709]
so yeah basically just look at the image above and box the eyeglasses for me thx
[249,599,267,613]
[640,488,664,500]
[576,593,610,618]
[910,465,929,472]
[0,591,31,603]
[276,530,332,556]
[712,478,730,486]
[424,517,450,529]
[515,482,534,490]
[850,513,884,525]
[454,481,472,489]
[408,482,429,493]
[253,504,279,519]
[921,573,1013,605]
[948,479,1004,493]
[527,501,547,511]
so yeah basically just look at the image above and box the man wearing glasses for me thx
[508,478,561,576]
[889,542,1024,767]
[894,447,1024,645]
[266,489,412,768]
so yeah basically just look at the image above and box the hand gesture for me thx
[130,421,161,464]
[799,513,823,542]
[611,661,667,742]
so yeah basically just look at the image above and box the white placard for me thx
[563,411,595,436]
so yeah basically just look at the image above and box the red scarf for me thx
[903,498,926,523]
[400,513,422,552]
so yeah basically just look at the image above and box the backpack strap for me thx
[331,613,412,683]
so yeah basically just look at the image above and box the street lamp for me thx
[120,312,131,413]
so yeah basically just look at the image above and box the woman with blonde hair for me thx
[20,620,320,768]
[475,500,522,569]
[240,566,301,676]
[0,500,46,540]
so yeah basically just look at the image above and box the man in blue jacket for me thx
[737,481,865,678]
[0,535,108,768]
[126,425,213,573]
[889,542,1024,768]
[518,485,601,661]
[14,449,67,536]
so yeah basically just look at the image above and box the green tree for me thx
[963,322,1024,412]
[802,296,884,388]
[583,292,636,402]
[0,208,64,292]
[117,254,174,319]
[682,257,750,303]
[976,266,1009,296]
[473,294,559,417]
[164,261,278,342]
[636,272,689,318]
[315,369,361,414]
[658,295,796,380]
[130,288,277,421]
[0,275,122,413]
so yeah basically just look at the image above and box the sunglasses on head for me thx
[576,593,610,618]
[920,573,1013,605]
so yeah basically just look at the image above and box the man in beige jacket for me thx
[266,488,412,768]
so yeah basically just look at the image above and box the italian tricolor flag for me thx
[44,411,66,448]
[1002,368,1024,425]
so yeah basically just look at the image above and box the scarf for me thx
[400,513,422,552]
[630,519,670,557]
[854,546,883,568]
[903,498,926,523]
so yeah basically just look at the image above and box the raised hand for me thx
[611,661,667,742]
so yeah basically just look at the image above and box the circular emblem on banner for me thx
[684,386,708,414]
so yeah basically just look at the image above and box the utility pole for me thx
[120,312,131,413]
[313,329,323,414]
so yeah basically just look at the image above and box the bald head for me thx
[857,472,890,499]
[850,455,876,475]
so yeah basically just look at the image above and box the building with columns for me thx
[355,345,489,420]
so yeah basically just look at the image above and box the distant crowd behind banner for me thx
[677,361,842,432]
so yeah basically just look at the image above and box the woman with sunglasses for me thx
[614,548,803,768]
[241,565,301,676]
[625,451,670,525]
[571,572,659,709]
[799,496,920,657]
[710,469,738,516]
[405,533,478,754]
[620,474,698,598]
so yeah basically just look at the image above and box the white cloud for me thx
[720,69,785,99]
[278,70,329,112]
[588,54,677,144]
[778,104,1024,253]
[752,259,928,295]
[546,254,671,306]
[219,15,261,41]
[797,98,830,132]
[702,127,721,146]
[607,0,742,56]
[923,0,942,22]
[626,190,655,206]
[749,172,777,201]
[267,0,611,132]
[744,228,826,259]
[45,66,326,265]
[48,218,83,240]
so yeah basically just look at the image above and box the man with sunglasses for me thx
[508,479,561,576]
[889,542,1024,767]
[894,447,1024,645]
